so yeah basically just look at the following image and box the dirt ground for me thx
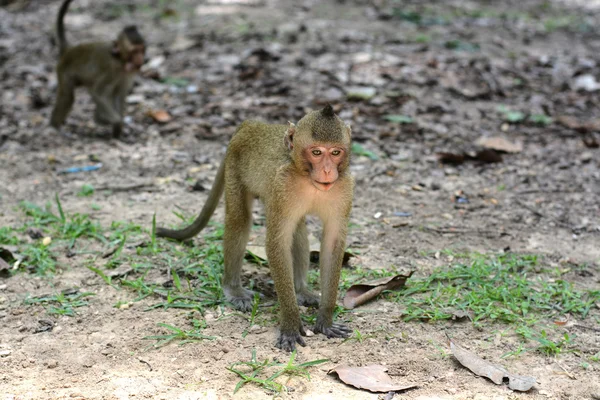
[1,0,599,399]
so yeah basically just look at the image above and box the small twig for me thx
[573,324,600,333]
[555,362,576,380]
[95,183,156,192]
[101,245,119,259]
[138,357,153,371]
[514,199,544,218]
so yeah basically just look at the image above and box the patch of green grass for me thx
[227,349,328,394]
[342,329,374,344]
[19,196,106,249]
[413,33,431,44]
[444,39,480,52]
[77,184,95,197]
[19,242,57,275]
[25,290,95,316]
[497,105,525,123]
[397,253,599,355]
[351,143,379,160]
[242,294,262,338]
[143,321,215,348]
[529,114,553,126]
[161,77,190,87]
[383,114,414,124]
[0,226,19,245]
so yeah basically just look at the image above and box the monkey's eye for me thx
[312,149,322,156]
[331,150,341,156]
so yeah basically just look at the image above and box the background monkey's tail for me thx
[56,0,73,56]
[156,159,226,241]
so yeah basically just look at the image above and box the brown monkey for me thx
[158,105,354,351]
[50,0,145,138]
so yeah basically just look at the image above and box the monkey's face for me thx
[304,144,347,192]
[125,44,146,72]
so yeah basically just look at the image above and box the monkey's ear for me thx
[285,122,296,150]
[346,124,352,137]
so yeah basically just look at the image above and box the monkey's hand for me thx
[276,325,306,352]
[314,319,352,339]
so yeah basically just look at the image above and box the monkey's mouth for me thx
[314,181,335,191]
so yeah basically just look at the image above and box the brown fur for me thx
[50,0,145,138]
[157,106,354,351]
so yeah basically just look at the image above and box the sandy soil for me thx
[1,0,599,399]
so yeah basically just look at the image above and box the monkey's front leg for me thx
[314,220,352,339]
[266,218,306,352]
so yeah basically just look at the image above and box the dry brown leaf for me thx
[148,110,172,123]
[329,364,417,393]
[449,337,536,391]
[343,271,413,309]
[557,115,600,133]
[476,137,522,153]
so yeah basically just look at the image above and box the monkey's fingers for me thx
[276,331,306,352]
[314,322,352,339]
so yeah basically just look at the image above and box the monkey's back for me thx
[226,121,291,197]
[57,43,124,87]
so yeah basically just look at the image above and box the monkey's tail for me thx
[56,0,73,56]
[156,159,226,241]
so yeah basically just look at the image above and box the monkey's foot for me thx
[224,287,257,312]
[296,290,320,308]
[276,327,307,352]
[314,321,352,339]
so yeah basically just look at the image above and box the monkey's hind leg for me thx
[91,91,123,138]
[222,188,256,312]
[50,78,74,129]
[292,218,320,307]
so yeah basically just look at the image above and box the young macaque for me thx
[157,105,354,351]
[49,0,146,138]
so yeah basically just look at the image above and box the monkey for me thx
[49,0,146,138]
[157,105,354,351]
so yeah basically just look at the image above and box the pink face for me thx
[304,144,347,192]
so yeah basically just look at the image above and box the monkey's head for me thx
[113,25,146,72]
[286,104,352,192]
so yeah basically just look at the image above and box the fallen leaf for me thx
[449,337,536,391]
[245,246,268,265]
[329,365,417,393]
[476,137,522,153]
[343,272,413,309]
[451,310,473,321]
[556,116,600,133]
[148,110,172,123]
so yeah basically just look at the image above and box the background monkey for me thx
[50,0,146,138]
[158,105,354,351]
